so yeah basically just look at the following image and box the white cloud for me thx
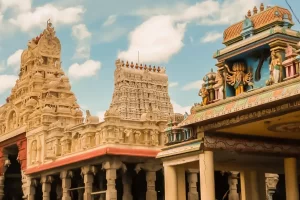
[72,24,91,59]
[0,75,18,94]
[120,0,259,63]
[182,80,203,91]
[169,82,178,88]
[68,60,101,79]
[201,32,222,43]
[118,15,186,63]
[103,15,117,26]
[72,24,91,40]
[0,0,31,12]
[171,100,191,114]
[7,49,22,71]
[198,0,260,25]
[9,4,84,32]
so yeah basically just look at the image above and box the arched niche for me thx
[6,110,18,132]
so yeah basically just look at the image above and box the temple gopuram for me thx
[0,20,176,199]
[158,3,300,200]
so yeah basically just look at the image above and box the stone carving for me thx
[265,173,279,200]
[30,140,37,164]
[225,63,253,95]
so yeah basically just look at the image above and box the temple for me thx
[0,3,299,200]
[158,3,300,200]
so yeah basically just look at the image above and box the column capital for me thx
[81,165,97,176]
[135,162,162,173]
[60,170,73,179]
[40,175,54,184]
[102,158,126,171]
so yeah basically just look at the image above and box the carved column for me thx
[60,170,73,200]
[122,172,133,200]
[164,165,177,200]
[135,162,162,200]
[28,178,38,200]
[81,166,97,200]
[0,176,4,200]
[228,171,239,200]
[41,176,54,200]
[199,151,215,200]
[187,169,199,200]
[102,158,126,200]
[265,173,279,200]
[284,158,299,200]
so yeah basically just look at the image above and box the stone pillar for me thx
[240,171,266,200]
[60,170,73,200]
[102,158,126,200]
[81,166,97,200]
[135,162,162,200]
[27,178,38,200]
[257,172,266,200]
[228,171,239,200]
[265,173,279,200]
[122,172,133,200]
[284,158,299,200]
[177,166,186,200]
[41,176,53,200]
[199,151,215,200]
[0,176,4,200]
[164,165,177,200]
[187,169,199,200]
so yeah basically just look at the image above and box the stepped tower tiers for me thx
[110,59,173,121]
[0,20,83,136]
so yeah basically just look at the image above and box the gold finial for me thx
[135,63,139,69]
[260,3,264,11]
[126,61,129,67]
[139,63,143,70]
[253,6,258,14]
[144,64,147,70]
[148,65,152,71]
[130,62,134,68]
[247,10,251,17]
[121,60,125,67]
[153,66,156,72]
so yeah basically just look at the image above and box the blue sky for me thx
[0,0,299,119]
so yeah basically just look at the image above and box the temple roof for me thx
[223,5,293,45]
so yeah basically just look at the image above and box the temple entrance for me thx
[3,145,23,200]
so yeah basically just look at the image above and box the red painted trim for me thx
[106,147,160,157]
[26,147,160,174]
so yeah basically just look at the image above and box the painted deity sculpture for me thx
[213,71,224,100]
[198,84,209,105]
[269,51,283,84]
[225,63,253,95]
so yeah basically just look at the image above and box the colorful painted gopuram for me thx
[0,3,300,200]
[158,3,300,200]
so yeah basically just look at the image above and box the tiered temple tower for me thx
[110,60,173,121]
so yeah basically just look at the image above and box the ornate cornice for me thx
[204,134,300,156]
[181,77,300,128]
